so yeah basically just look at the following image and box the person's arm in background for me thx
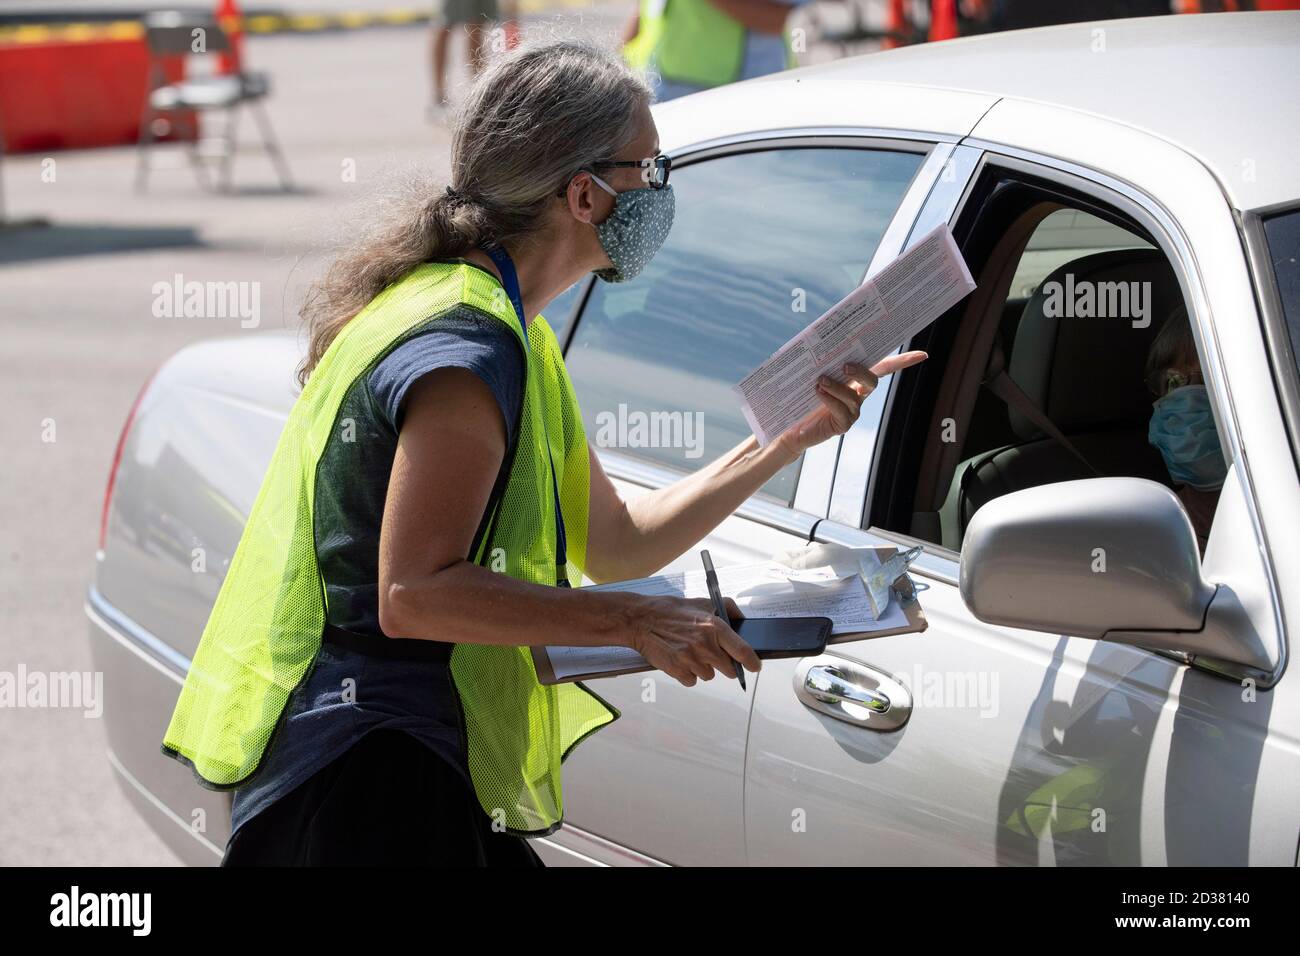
[621,11,640,44]
[708,0,791,35]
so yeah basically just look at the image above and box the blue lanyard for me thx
[481,244,571,588]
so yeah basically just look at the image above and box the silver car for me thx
[88,12,1300,866]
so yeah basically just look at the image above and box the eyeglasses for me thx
[555,154,672,199]
[1147,366,1204,397]
[591,153,672,190]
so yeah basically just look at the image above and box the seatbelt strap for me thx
[983,341,1103,478]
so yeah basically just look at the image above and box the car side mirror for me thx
[959,477,1273,673]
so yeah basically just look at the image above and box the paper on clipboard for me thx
[734,223,975,446]
[532,546,926,684]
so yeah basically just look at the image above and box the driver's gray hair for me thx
[299,40,651,385]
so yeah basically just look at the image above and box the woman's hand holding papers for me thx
[775,353,929,456]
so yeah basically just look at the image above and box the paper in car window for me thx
[734,223,976,446]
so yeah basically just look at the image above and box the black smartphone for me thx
[731,616,833,659]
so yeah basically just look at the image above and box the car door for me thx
[536,136,938,865]
[743,144,1291,866]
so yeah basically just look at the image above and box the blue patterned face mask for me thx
[589,173,674,283]
[1149,384,1227,491]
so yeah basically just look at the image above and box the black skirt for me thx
[222,728,545,867]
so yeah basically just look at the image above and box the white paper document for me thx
[734,223,976,445]
[543,562,909,681]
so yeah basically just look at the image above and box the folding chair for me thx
[135,10,293,193]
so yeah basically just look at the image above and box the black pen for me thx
[701,550,745,691]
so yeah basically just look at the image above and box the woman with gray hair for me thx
[183,40,923,866]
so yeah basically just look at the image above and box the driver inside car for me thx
[1145,304,1227,552]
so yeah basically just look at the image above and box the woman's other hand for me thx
[776,352,928,456]
[627,595,759,687]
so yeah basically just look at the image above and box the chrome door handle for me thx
[805,665,891,712]
[793,655,912,731]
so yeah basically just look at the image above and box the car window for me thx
[870,198,1212,553]
[964,210,1156,462]
[565,146,925,505]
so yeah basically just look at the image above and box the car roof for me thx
[663,12,1298,212]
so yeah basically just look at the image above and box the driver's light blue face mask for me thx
[589,172,674,283]
[1148,384,1228,491]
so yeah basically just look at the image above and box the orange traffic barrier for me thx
[882,0,907,49]
[0,35,189,152]
[215,0,245,74]
[929,0,958,42]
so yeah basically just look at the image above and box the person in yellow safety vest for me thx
[162,39,926,866]
[623,0,805,101]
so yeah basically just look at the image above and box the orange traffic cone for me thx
[882,0,907,49]
[215,0,244,74]
[928,0,958,42]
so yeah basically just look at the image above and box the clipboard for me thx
[827,545,929,647]
[531,545,928,685]
[531,640,660,686]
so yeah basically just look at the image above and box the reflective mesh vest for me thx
[161,261,619,835]
[623,0,795,89]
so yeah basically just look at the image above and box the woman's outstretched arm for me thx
[584,353,928,583]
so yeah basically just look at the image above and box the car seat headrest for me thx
[1008,249,1182,441]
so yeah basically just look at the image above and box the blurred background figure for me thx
[622,0,805,101]
[431,0,500,117]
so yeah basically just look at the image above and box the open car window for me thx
[870,192,1216,554]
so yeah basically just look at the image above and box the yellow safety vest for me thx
[162,260,618,835]
[624,0,796,89]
